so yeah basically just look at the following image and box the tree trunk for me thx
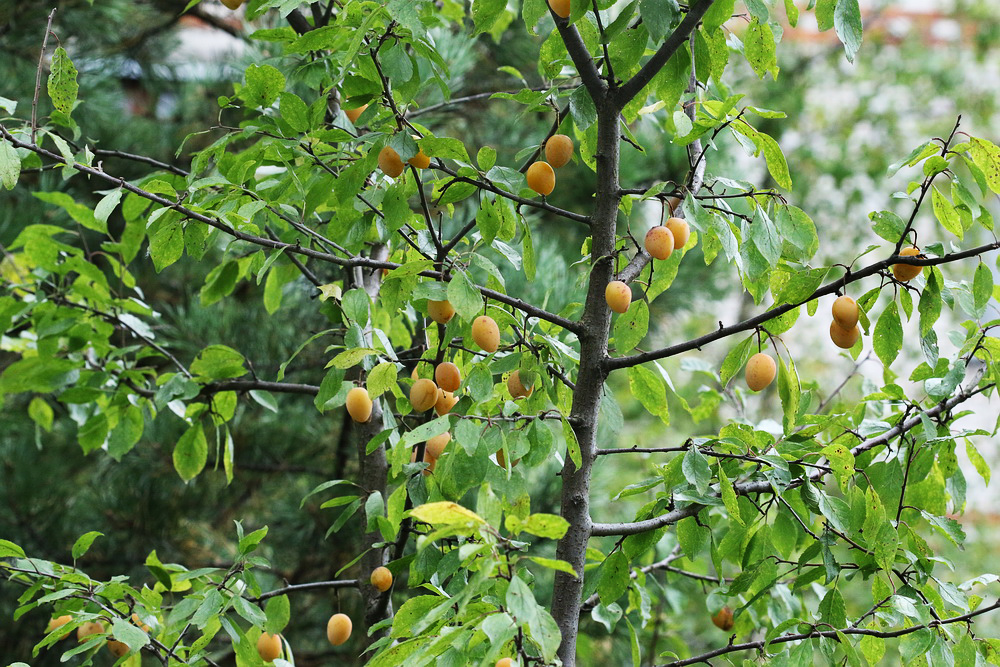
[551,98,620,667]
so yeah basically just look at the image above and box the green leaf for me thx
[563,417,581,470]
[966,440,991,486]
[47,47,79,115]
[869,210,906,243]
[718,466,743,526]
[973,262,993,317]
[720,336,754,387]
[447,270,482,321]
[71,531,104,560]
[614,299,649,354]
[243,64,285,108]
[110,616,148,652]
[264,594,291,634]
[873,302,902,368]
[0,140,20,190]
[148,215,184,272]
[743,18,778,79]
[598,551,630,605]
[931,187,963,239]
[173,423,208,482]
[28,397,54,432]
[278,92,310,133]
[627,364,669,425]
[191,345,248,379]
[472,0,507,35]
[518,514,569,540]
[94,188,123,225]
[420,137,470,162]
[703,0,735,33]
[683,447,711,495]
[367,362,398,398]
[833,0,863,62]
[918,269,942,336]
[0,539,25,558]
[410,501,485,526]
[33,191,105,233]
[969,137,1000,194]
[329,347,379,370]
[0,356,79,395]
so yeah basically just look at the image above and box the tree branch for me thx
[250,579,358,602]
[658,597,1000,667]
[590,382,992,536]
[608,240,1000,370]
[551,12,606,101]
[614,0,717,109]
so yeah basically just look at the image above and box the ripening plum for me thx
[605,281,632,314]
[378,146,404,178]
[526,161,556,196]
[548,0,570,18]
[472,315,500,353]
[221,0,243,9]
[831,295,859,330]
[410,378,439,412]
[745,353,776,391]
[425,432,451,459]
[345,103,368,123]
[496,659,516,667]
[434,390,459,416]
[46,615,72,639]
[435,362,461,392]
[507,370,533,399]
[77,621,105,642]
[427,299,455,324]
[711,606,734,631]
[665,217,690,249]
[345,387,373,423]
[544,135,574,168]
[892,246,923,282]
[644,226,675,261]
[830,321,861,349]
[327,613,353,646]
[408,149,431,169]
[370,566,393,592]
[108,640,129,658]
[257,633,282,662]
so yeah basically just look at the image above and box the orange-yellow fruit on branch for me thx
[892,246,923,282]
[345,103,368,123]
[425,432,451,459]
[831,295,859,330]
[221,0,243,9]
[435,390,458,416]
[257,632,282,662]
[378,146,405,178]
[327,613,353,646]
[131,613,152,633]
[507,370,533,399]
[548,0,570,18]
[496,658,516,667]
[712,606,734,631]
[526,161,556,196]
[411,446,437,475]
[108,640,130,658]
[427,299,455,324]
[830,321,861,349]
[644,226,675,261]
[408,149,431,169]
[665,217,690,249]
[77,621,105,642]
[435,362,461,392]
[605,281,632,314]
[472,315,500,353]
[410,378,439,412]
[47,615,72,639]
[346,387,373,423]
[370,566,393,592]
[745,353,776,391]
[544,135,574,168]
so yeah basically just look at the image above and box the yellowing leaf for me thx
[410,502,485,526]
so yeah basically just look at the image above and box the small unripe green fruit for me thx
[745,353,776,391]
